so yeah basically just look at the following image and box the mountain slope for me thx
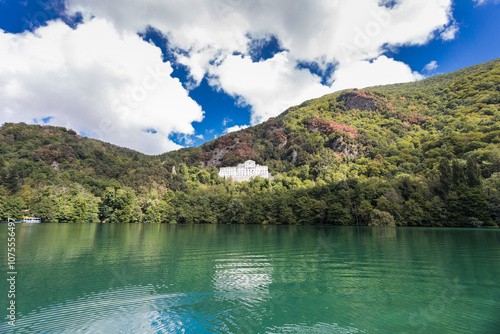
[0,123,174,195]
[161,58,500,179]
[1,58,499,226]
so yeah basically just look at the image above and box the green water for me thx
[1,224,499,333]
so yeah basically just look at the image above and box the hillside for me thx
[1,59,499,227]
[0,123,173,194]
[162,58,500,178]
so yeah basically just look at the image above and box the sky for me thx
[0,0,499,155]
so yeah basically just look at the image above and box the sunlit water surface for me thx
[1,224,499,333]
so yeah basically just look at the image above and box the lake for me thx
[1,224,499,333]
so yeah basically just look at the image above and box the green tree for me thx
[357,200,374,225]
[370,209,395,226]
[466,157,481,188]
[326,202,352,225]
[446,185,492,226]
[451,159,466,187]
[376,194,403,224]
[99,187,142,223]
[228,198,244,223]
[2,196,27,221]
[144,205,162,223]
[438,157,452,195]
[483,173,500,225]
[402,199,425,226]
[31,187,57,221]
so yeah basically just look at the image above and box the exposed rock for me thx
[292,150,298,163]
[207,146,234,167]
[278,137,288,149]
[51,161,60,171]
[332,136,358,158]
[338,90,378,111]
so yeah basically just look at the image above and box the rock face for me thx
[207,147,232,167]
[51,161,60,170]
[332,136,358,158]
[338,90,378,111]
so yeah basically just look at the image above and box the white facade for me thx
[219,160,269,181]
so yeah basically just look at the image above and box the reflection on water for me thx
[214,255,273,294]
[0,224,499,333]
[12,285,254,333]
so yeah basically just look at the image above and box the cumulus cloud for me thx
[224,124,250,134]
[0,19,204,154]
[423,60,439,72]
[210,52,331,124]
[63,0,455,124]
[330,56,424,91]
[66,0,453,62]
[208,55,421,125]
[440,23,459,41]
[2,0,458,154]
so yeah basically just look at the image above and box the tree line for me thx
[1,157,498,227]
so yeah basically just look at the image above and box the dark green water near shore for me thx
[1,224,499,333]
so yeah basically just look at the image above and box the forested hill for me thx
[0,123,172,194]
[1,58,499,227]
[162,58,500,176]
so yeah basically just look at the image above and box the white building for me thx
[219,160,269,181]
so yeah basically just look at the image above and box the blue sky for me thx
[0,0,498,154]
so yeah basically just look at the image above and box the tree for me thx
[483,173,500,225]
[99,187,142,223]
[269,193,296,225]
[370,209,395,226]
[438,157,452,195]
[31,187,57,221]
[446,185,492,226]
[157,200,175,223]
[357,200,374,225]
[402,199,425,226]
[466,157,481,188]
[228,198,244,223]
[179,163,189,177]
[2,196,26,221]
[144,205,161,223]
[451,159,466,187]
[326,202,352,225]
[376,193,403,224]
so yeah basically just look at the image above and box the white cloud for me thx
[330,56,424,92]
[0,19,204,154]
[423,60,439,72]
[440,23,459,41]
[472,0,500,6]
[177,47,221,87]
[63,0,454,124]
[1,0,458,154]
[224,124,250,134]
[210,52,331,124]
[65,0,454,63]
[213,55,422,122]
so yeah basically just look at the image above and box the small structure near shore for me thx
[219,160,269,182]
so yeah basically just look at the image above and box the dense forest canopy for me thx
[1,58,499,227]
